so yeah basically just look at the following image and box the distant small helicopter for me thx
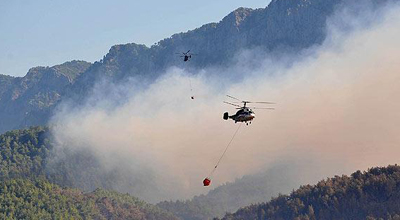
[223,95,275,125]
[176,50,195,62]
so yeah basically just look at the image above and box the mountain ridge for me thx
[0,60,91,133]
[2,0,387,134]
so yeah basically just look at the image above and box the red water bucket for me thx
[203,178,211,186]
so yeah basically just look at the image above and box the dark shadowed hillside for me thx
[222,165,400,220]
[66,0,345,100]
[0,61,91,134]
[0,74,14,97]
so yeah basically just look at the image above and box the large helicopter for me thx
[223,95,275,125]
[176,50,195,62]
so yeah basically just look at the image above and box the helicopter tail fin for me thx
[223,112,229,120]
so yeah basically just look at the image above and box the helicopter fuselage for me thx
[223,95,274,125]
[233,112,255,122]
[184,55,191,62]
[224,108,255,123]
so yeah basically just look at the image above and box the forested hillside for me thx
[0,178,178,220]
[0,126,51,179]
[4,126,400,220]
[0,127,144,196]
[0,126,299,219]
[222,165,400,220]
[0,126,294,218]
[5,128,400,220]
[0,127,179,219]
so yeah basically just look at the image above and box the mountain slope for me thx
[222,165,400,220]
[1,0,377,133]
[157,164,303,220]
[0,126,51,180]
[0,61,91,134]
[0,126,297,217]
[0,127,179,219]
[0,178,178,220]
[0,74,15,98]
[69,0,345,94]
[0,126,180,203]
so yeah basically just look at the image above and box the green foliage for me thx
[0,127,178,219]
[0,178,178,220]
[222,165,400,220]
[0,126,51,180]
[7,127,400,220]
[0,126,161,203]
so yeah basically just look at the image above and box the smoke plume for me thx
[50,1,400,203]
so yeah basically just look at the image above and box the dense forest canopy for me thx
[222,165,400,220]
[4,127,400,220]
[0,127,178,219]
[0,178,178,220]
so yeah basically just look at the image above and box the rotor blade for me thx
[246,101,276,104]
[251,107,275,110]
[187,50,191,53]
[223,101,242,108]
[226,95,241,102]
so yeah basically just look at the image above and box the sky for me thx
[0,0,271,77]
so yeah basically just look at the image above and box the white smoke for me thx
[50,1,400,203]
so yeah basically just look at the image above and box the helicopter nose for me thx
[250,113,255,119]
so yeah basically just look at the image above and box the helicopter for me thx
[223,95,275,125]
[176,50,195,62]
